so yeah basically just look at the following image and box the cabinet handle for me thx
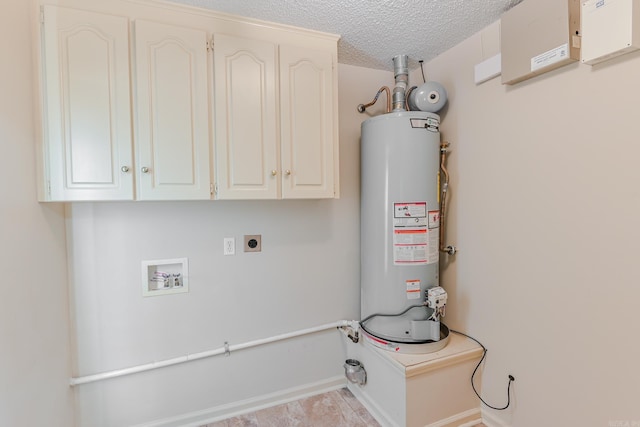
[285,170,291,176]
[121,166,130,173]
[141,167,150,174]
[271,170,277,176]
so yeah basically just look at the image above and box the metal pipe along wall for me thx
[70,320,359,386]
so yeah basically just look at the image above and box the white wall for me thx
[0,0,74,425]
[66,63,390,427]
[21,0,637,424]
[427,21,640,427]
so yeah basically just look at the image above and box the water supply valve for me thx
[425,286,447,321]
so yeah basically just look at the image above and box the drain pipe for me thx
[70,320,360,386]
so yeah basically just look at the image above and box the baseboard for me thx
[481,411,511,427]
[425,408,481,427]
[132,376,347,427]
[458,419,484,427]
[346,383,399,427]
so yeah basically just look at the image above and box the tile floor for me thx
[201,388,378,427]
[200,388,486,427]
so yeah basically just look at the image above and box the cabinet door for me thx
[279,45,336,199]
[41,6,133,201]
[134,20,211,200]
[214,34,278,199]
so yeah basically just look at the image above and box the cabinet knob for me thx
[285,170,291,176]
[271,170,277,176]
[141,167,150,174]
[121,166,130,173]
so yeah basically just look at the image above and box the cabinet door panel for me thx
[214,34,278,199]
[280,45,335,198]
[134,20,210,200]
[41,6,133,200]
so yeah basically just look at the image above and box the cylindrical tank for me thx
[360,110,443,348]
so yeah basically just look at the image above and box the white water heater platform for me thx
[345,333,483,427]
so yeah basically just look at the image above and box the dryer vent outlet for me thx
[244,235,261,252]
[344,359,366,386]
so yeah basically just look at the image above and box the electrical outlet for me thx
[223,237,235,255]
[244,235,261,252]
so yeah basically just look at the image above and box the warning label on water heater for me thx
[406,279,421,300]
[393,202,438,266]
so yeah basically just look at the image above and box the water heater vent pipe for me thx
[392,54,409,111]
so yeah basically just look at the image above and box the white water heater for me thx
[359,55,451,354]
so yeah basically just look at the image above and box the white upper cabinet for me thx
[40,5,133,201]
[133,20,211,200]
[36,0,338,202]
[213,34,338,199]
[213,34,279,199]
[279,45,335,199]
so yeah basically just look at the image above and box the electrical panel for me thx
[501,0,581,85]
[581,0,640,65]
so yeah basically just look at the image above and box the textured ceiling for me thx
[169,0,523,70]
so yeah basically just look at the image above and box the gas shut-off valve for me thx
[426,286,447,321]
